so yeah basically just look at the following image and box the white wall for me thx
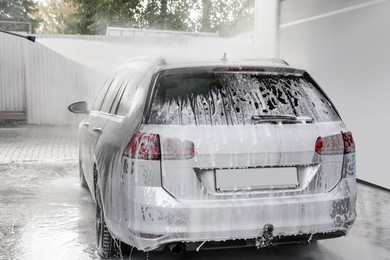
[0,33,27,112]
[279,0,390,189]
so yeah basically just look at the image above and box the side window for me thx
[92,78,112,111]
[116,70,143,116]
[109,75,129,115]
[100,72,127,113]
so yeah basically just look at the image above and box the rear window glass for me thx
[147,71,340,125]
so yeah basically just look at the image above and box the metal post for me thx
[253,0,280,58]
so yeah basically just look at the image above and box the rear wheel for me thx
[96,187,120,258]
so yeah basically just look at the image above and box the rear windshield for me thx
[147,71,340,125]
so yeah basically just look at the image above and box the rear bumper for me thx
[116,177,357,251]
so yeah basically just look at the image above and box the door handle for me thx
[83,122,90,126]
[92,128,102,134]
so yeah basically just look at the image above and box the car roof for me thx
[118,56,305,75]
[162,57,282,67]
[156,60,305,75]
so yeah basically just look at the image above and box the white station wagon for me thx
[69,57,357,258]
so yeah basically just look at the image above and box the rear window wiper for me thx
[251,115,314,124]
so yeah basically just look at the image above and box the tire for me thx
[96,187,120,258]
[79,160,88,189]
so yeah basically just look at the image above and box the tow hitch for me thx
[255,224,274,249]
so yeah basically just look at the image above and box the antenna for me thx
[220,52,228,63]
[0,29,35,42]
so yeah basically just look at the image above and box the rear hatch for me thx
[141,66,346,200]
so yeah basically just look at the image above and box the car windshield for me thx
[147,71,340,125]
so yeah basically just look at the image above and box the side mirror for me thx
[68,101,89,114]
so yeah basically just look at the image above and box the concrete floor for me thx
[0,126,390,260]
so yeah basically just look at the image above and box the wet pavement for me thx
[0,126,78,163]
[0,162,96,260]
[0,125,390,260]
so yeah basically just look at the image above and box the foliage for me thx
[0,0,40,32]
[207,0,255,36]
[68,0,254,36]
[74,0,138,34]
[68,0,193,34]
[25,0,254,36]
[34,0,79,34]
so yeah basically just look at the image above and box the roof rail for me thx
[240,58,289,65]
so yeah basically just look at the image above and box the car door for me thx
[99,68,145,226]
[83,74,125,192]
[79,78,112,188]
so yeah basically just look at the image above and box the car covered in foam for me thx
[69,57,357,257]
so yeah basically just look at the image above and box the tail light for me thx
[124,131,195,160]
[315,131,355,155]
[124,132,161,160]
[341,131,355,154]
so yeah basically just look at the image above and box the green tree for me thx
[34,0,79,34]
[69,0,139,34]
[0,0,40,32]
[134,0,192,31]
[67,0,254,36]
[205,0,254,36]
[69,0,194,34]
[200,0,211,32]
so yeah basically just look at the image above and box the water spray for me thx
[0,29,35,42]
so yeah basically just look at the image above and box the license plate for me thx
[215,167,298,192]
